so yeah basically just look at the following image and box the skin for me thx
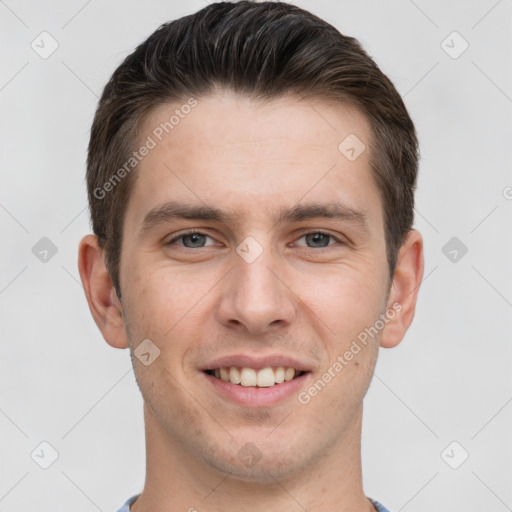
[79,90,424,511]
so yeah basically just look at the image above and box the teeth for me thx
[240,367,257,387]
[257,367,275,387]
[284,367,295,381]
[211,366,302,387]
[229,366,241,385]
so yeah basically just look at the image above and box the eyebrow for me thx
[140,200,369,234]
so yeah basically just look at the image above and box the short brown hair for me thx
[87,1,419,297]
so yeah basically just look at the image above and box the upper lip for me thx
[200,353,312,372]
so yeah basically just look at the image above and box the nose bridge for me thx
[218,235,295,332]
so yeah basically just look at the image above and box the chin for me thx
[214,455,308,484]
[200,436,315,484]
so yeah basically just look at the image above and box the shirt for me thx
[116,494,391,511]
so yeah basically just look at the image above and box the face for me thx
[117,91,392,481]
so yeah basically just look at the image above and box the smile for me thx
[205,366,306,387]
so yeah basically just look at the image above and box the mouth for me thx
[200,354,313,407]
[204,366,308,388]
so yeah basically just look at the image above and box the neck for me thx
[131,403,375,512]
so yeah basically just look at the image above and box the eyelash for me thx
[166,229,346,252]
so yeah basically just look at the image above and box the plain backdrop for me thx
[1,1,511,510]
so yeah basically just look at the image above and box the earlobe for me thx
[77,234,129,349]
[380,229,424,349]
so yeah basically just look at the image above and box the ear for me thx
[380,229,424,349]
[78,234,129,349]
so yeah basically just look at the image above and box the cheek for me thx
[300,262,388,342]
[296,263,386,411]
[122,273,205,416]
[122,263,217,375]
[122,262,196,336]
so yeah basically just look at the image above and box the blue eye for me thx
[167,232,215,248]
[301,232,335,248]
[166,230,343,251]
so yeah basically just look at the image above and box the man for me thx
[78,2,424,511]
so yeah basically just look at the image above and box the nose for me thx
[217,241,296,335]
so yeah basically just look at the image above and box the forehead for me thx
[126,92,381,229]
[141,92,371,161]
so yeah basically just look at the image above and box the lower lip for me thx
[202,371,311,408]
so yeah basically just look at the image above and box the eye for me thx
[295,231,342,249]
[165,230,345,251]
[167,231,216,249]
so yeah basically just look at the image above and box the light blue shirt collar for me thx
[116,494,391,511]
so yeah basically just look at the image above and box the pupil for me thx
[307,233,329,248]
[185,233,205,247]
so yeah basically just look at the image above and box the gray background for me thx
[1,0,511,510]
